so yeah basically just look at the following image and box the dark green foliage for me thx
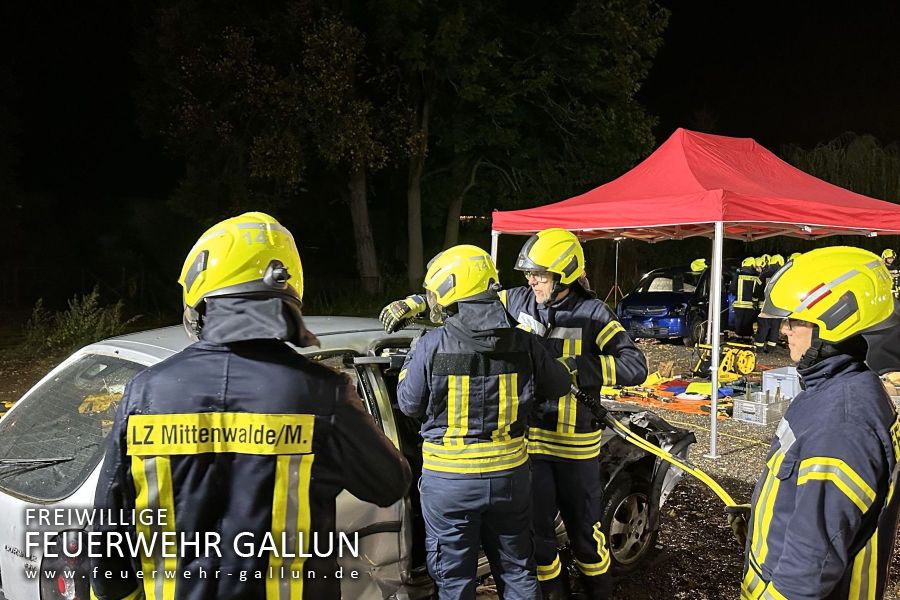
[22,287,140,357]
[783,133,900,203]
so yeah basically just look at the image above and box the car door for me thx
[332,357,419,599]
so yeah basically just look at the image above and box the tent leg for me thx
[490,231,500,266]
[705,221,724,459]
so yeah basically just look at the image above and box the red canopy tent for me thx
[490,128,900,456]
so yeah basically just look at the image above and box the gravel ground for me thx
[612,340,900,599]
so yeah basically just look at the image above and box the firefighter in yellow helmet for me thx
[91,213,411,600]
[740,246,900,599]
[690,258,708,273]
[730,257,760,340]
[752,253,782,353]
[397,245,572,599]
[380,229,647,598]
[508,229,647,599]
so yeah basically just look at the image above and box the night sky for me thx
[642,1,900,148]
[1,1,899,306]
[4,2,899,207]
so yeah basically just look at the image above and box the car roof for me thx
[91,316,418,362]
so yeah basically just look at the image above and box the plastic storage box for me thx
[762,366,802,400]
[733,392,789,426]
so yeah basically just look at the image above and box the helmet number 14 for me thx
[243,231,269,245]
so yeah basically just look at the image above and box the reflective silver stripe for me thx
[775,419,796,454]
[797,463,874,511]
[744,571,764,597]
[751,451,783,558]
[143,458,165,600]
[793,269,859,313]
[424,438,523,457]
[858,537,873,600]
[279,454,302,600]
[549,242,577,269]
[549,327,581,339]
[237,222,291,234]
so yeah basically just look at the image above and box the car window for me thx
[0,354,146,502]
[637,270,701,293]
[0,351,370,503]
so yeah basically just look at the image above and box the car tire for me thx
[682,314,706,346]
[600,472,658,576]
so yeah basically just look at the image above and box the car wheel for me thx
[601,473,658,576]
[682,314,706,346]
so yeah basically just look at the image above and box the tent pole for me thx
[490,231,500,265]
[705,221,724,459]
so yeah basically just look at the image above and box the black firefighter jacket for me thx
[742,354,900,600]
[91,310,411,600]
[397,298,572,477]
[500,286,648,461]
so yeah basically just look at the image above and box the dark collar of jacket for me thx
[200,296,320,347]
[443,297,513,352]
[541,286,589,315]
[797,353,867,393]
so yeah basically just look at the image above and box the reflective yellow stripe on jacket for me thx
[126,412,317,600]
[267,454,315,600]
[425,374,529,474]
[526,428,603,460]
[131,456,177,600]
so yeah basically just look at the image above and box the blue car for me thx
[616,264,737,345]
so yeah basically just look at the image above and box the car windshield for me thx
[0,354,146,502]
[636,268,703,293]
[0,352,362,503]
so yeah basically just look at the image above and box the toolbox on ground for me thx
[762,366,802,400]
[733,392,789,426]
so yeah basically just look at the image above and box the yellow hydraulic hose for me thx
[571,385,739,508]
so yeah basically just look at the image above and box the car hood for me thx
[619,291,692,309]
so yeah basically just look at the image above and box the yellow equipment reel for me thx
[736,349,756,375]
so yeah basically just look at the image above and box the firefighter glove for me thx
[726,504,751,547]
[379,295,427,333]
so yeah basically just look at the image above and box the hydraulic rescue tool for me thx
[569,385,750,541]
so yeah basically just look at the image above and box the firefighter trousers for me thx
[420,465,538,600]
[733,307,758,338]
[754,317,781,351]
[532,457,612,596]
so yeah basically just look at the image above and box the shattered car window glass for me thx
[0,355,145,502]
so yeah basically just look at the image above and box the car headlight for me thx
[669,305,687,317]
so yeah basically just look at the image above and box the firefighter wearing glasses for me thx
[507,229,647,599]
[91,213,411,600]
[741,247,900,600]
[380,230,647,598]
[397,245,572,600]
